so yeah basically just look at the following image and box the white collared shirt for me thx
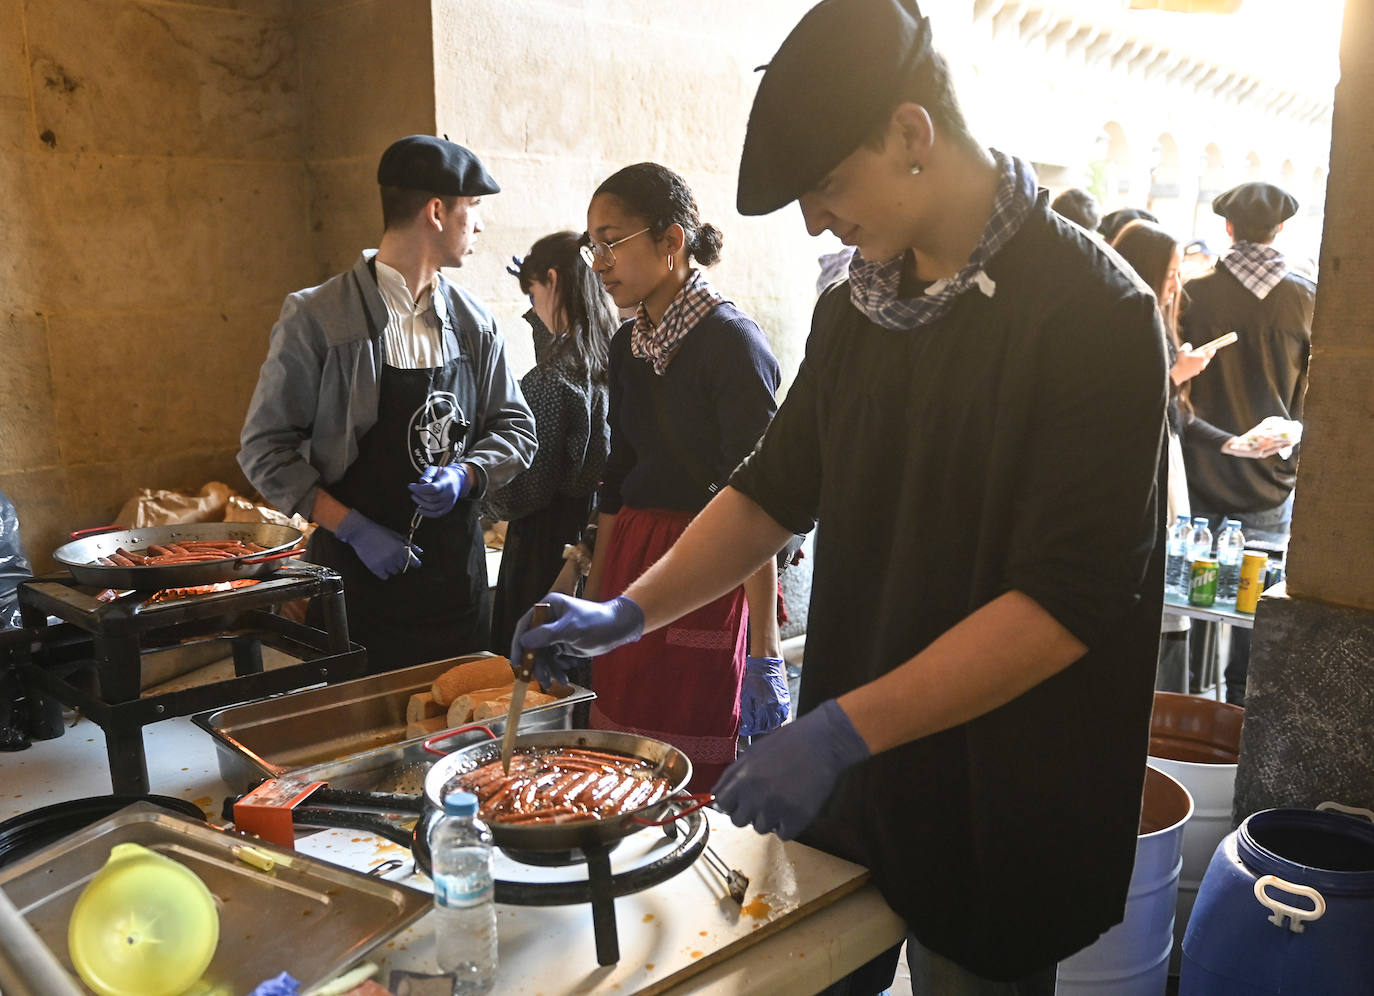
[375,259,444,369]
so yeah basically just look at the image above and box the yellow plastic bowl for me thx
[67,842,220,996]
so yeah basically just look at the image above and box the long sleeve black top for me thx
[730,194,1169,979]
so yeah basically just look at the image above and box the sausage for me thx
[108,553,137,567]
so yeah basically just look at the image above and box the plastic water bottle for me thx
[429,791,497,993]
[1215,518,1246,603]
[1186,517,1214,572]
[1165,514,1193,596]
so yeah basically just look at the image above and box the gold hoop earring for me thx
[667,253,673,269]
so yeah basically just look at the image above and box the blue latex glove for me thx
[714,698,870,839]
[335,509,419,579]
[739,656,790,737]
[248,972,299,996]
[408,463,472,518]
[511,593,645,690]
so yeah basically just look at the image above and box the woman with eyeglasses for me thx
[484,232,615,656]
[535,162,785,792]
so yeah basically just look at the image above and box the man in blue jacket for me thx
[240,135,536,670]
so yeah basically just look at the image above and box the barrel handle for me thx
[1253,874,1326,932]
[1316,800,1374,823]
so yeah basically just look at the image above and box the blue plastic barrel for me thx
[1180,806,1374,994]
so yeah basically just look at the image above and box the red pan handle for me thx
[70,525,126,538]
[240,545,307,565]
[628,792,715,826]
[423,723,497,756]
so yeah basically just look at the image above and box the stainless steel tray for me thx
[0,802,430,994]
[193,653,594,792]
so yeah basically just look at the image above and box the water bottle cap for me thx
[442,791,479,817]
[1192,517,1209,525]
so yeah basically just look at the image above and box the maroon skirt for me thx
[591,506,747,793]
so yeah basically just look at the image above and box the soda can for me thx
[1235,551,1268,614]
[1189,558,1219,607]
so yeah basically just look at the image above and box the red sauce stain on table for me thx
[642,913,654,923]
[690,950,704,959]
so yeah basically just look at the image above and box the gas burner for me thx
[494,811,708,966]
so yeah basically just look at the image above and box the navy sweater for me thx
[599,302,779,515]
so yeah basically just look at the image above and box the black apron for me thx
[309,354,490,672]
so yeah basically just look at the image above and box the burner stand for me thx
[11,565,367,794]
[493,810,708,966]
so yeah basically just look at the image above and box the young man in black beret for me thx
[1181,181,1314,704]
[240,135,536,670]
[512,1,1167,990]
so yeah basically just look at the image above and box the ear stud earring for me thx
[910,163,924,175]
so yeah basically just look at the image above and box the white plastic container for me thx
[1057,765,1194,996]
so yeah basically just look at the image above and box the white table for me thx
[297,811,908,995]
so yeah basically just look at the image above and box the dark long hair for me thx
[517,231,613,385]
[593,163,723,266]
[1111,219,1190,417]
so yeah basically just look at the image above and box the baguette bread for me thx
[446,685,517,727]
[404,715,447,740]
[429,656,514,706]
[405,692,444,726]
[472,689,556,721]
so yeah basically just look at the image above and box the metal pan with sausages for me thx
[418,728,711,858]
[53,522,307,589]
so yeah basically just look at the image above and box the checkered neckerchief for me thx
[1219,242,1288,300]
[632,269,725,375]
[847,150,1038,331]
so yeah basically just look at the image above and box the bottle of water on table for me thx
[1186,517,1213,569]
[430,790,497,994]
[1165,513,1192,595]
[1215,518,1246,603]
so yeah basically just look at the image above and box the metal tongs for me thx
[500,601,550,772]
[702,843,750,905]
[402,438,459,573]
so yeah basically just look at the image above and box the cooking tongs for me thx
[402,439,459,573]
[701,842,750,905]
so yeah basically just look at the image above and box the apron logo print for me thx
[409,391,469,473]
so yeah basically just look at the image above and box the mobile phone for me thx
[1196,331,1238,352]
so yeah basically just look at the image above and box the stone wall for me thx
[1,0,308,569]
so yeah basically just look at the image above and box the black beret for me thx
[1098,207,1158,243]
[736,0,933,216]
[376,135,500,197]
[1212,182,1298,228]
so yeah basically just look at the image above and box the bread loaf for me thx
[405,692,444,725]
[429,656,513,706]
[472,689,555,721]
[404,715,447,740]
[446,685,516,727]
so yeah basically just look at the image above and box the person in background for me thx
[484,232,614,655]
[1111,220,1223,690]
[571,161,785,791]
[512,1,1168,991]
[1050,186,1101,233]
[1181,181,1314,705]
[239,135,537,671]
[1098,205,1158,244]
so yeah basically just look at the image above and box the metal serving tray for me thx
[0,802,430,994]
[193,653,594,792]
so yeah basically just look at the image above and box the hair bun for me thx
[692,223,724,266]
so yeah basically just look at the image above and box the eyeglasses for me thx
[579,227,651,269]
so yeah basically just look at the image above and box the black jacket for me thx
[731,194,1168,979]
[1180,265,1314,514]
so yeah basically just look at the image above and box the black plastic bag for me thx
[0,490,33,750]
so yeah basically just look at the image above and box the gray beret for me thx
[1212,182,1298,229]
[736,0,933,216]
[377,135,500,197]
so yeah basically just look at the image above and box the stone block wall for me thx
[1,0,309,569]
